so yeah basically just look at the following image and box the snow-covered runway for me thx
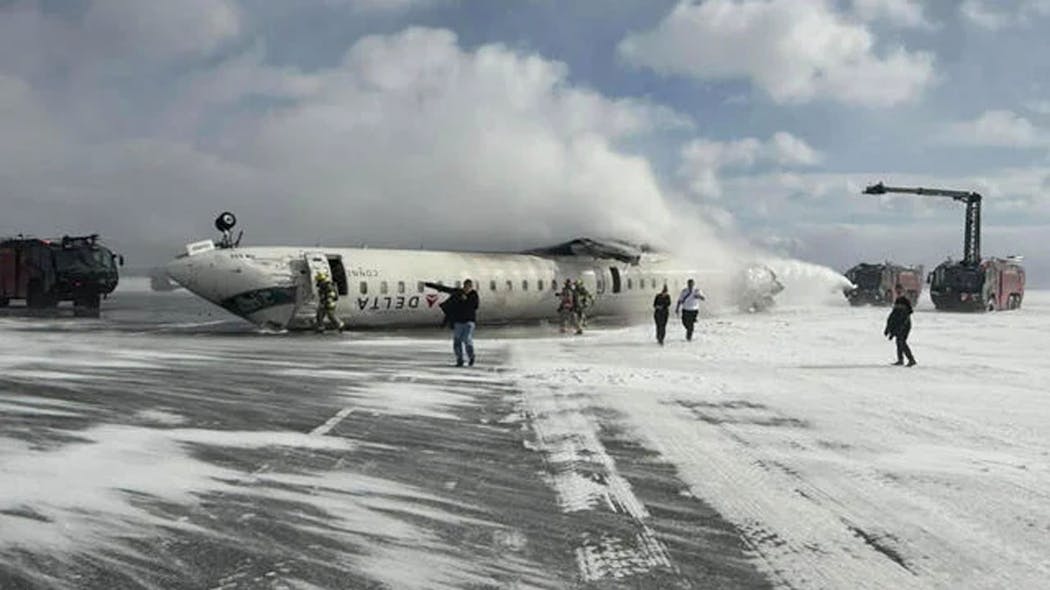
[2,291,1048,588]
[511,292,1050,589]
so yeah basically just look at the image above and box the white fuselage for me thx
[165,242,723,329]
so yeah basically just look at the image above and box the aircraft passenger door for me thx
[301,251,333,311]
[609,267,622,294]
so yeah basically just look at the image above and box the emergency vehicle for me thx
[0,234,122,317]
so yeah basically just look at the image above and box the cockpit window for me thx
[852,268,881,289]
[54,247,114,274]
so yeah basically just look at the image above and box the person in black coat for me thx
[653,285,671,345]
[425,279,480,367]
[884,284,916,366]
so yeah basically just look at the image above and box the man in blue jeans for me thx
[424,279,479,367]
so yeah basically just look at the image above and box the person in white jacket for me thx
[674,278,705,341]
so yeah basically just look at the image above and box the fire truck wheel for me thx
[73,291,101,317]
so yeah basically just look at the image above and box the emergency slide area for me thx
[1,291,1048,589]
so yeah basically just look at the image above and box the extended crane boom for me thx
[863,182,982,265]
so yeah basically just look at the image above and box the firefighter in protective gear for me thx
[556,279,578,334]
[314,271,344,333]
[573,280,592,332]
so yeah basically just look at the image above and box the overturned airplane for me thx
[165,213,782,330]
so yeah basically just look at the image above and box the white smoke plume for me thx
[0,8,850,306]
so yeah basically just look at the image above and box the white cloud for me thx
[711,168,1050,226]
[851,0,930,28]
[960,0,1050,30]
[679,132,822,199]
[960,0,1012,29]
[81,0,241,61]
[618,0,935,107]
[1025,100,1050,115]
[326,0,445,12]
[769,131,823,166]
[941,110,1047,148]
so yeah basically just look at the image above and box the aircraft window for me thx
[506,280,513,292]
[417,281,425,293]
[538,279,544,291]
[380,281,388,295]
[359,281,368,295]
[522,280,529,291]
[627,278,633,290]
[455,280,461,288]
[490,280,497,291]
[397,281,405,294]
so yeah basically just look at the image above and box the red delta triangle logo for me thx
[425,294,440,308]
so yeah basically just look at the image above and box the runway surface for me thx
[0,291,764,589]
[3,288,1049,589]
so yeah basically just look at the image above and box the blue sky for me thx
[1,0,1048,281]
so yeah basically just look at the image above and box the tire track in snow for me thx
[518,373,673,583]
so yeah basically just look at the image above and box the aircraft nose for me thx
[165,254,221,303]
[165,257,195,290]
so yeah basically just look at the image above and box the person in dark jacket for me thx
[653,285,671,345]
[425,279,479,367]
[884,284,916,366]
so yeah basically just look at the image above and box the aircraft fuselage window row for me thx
[350,273,679,298]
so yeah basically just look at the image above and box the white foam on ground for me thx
[511,291,1050,589]
[342,381,474,420]
[0,419,545,589]
[251,471,518,590]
